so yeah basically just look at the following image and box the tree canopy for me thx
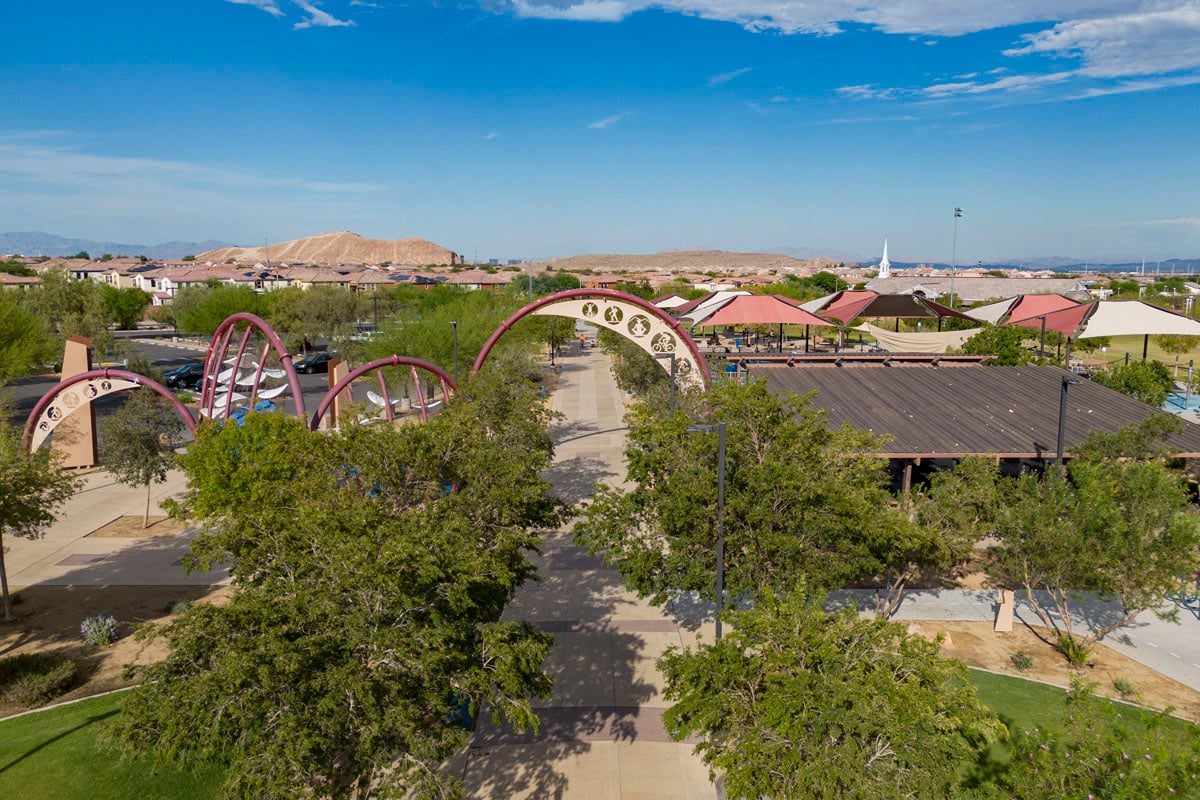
[0,425,81,621]
[1090,359,1175,407]
[98,390,187,528]
[113,365,566,799]
[959,325,1036,365]
[660,587,1003,800]
[0,291,55,382]
[575,380,935,611]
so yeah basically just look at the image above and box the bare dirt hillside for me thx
[199,231,458,266]
[538,251,839,274]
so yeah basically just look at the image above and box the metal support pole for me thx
[686,422,727,640]
[715,421,726,640]
[1057,375,1079,469]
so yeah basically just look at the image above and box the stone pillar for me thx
[55,336,99,468]
[327,358,349,429]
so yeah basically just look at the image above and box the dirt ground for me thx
[0,585,230,718]
[3,583,1197,721]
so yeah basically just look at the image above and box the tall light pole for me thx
[950,207,963,308]
[1056,374,1080,470]
[451,320,459,384]
[686,422,726,639]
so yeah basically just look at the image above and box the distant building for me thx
[878,240,891,279]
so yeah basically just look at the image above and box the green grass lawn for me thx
[0,691,223,800]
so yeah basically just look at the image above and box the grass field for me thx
[2,673,1195,798]
[0,691,224,799]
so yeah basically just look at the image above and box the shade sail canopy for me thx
[1075,300,1200,339]
[970,294,1083,326]
[1007,303,1095,337]
[815,290,978,325]
[697,294,832,328]
[674,290,751,322]
[851,322,982,353]
[1004,300,1200,339]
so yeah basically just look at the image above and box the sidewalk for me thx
[461,346,720,799]
[6,468,229,588]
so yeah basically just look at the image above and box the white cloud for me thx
[1006,5,1200,78]
[511,0,631,22]
[587,112,632,128]
[292,0,355,28]
[0,134,383,195]
[495,2,1200,101]
[224,0,355,28]
[922,70,1074,97]
[708,66,752,86]
[483,131,501,139]
[225,0,285,16]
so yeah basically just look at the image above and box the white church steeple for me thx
[878,239,891,279]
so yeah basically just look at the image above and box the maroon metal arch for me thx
[204,313,305,420]
[23,368,196,447]
[309,355,458,430]
[472,288,714,387]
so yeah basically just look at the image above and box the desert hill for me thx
[199,231,459,266]
[537,250,839,274]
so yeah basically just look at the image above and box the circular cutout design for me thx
[603,306,624,324]
[650,332,676,352]
[582,302,599,318]
[627,315,652,338]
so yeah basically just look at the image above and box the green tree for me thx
[959,325,1035,365]
[265,285,362,353]
[0,259,36,277]
[173,284,265,337]
[0,425,81,621]
[660,588,1003,800]
[1089,359,1175,407]
[810,270,841,293]
[981,677,1200,799]
[942,418,1200,662]
[1155,333,1198,375]
[19,270,116,356]
[575,380,926,609]
[98,390,186,528]
[100,285,152,330]
[0,292,55,381]
[112,366,565,799]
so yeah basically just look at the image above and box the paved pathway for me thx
[461,345,720,799]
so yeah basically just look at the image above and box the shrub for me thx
[81,613,119,646]
[167,599,191,615]
[1113,676,1140,701]
[1010,651,1033,672]
[0,653,77,706]
[1057,633,1092,667]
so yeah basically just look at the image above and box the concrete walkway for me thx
[6,468,228,589]
[462,345,720,799]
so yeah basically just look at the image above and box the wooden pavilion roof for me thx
[752,363,1200,460]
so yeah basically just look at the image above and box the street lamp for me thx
[686,421,726,639]
[653,352,677,417]
[451,320,459,384]
[1056,374,1080,469]
[950,207,963,309]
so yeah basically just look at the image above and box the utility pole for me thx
[950,208,963,308]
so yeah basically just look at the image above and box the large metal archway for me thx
[203,313,306,421]
[310,356,457,430]
[473,289,712,388]
[24,369,196,450]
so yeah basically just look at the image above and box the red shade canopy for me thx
[699,294,832,328]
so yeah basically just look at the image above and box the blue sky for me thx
[2,1,1199,263]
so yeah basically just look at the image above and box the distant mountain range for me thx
[0,231,236,261]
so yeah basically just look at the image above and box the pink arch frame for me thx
[203,313,305,421]
[472,288,713,387]
[24,368,196,447]
[309,356,457,430]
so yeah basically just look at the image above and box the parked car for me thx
[163,362,204,390]
[294,352,334,374]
